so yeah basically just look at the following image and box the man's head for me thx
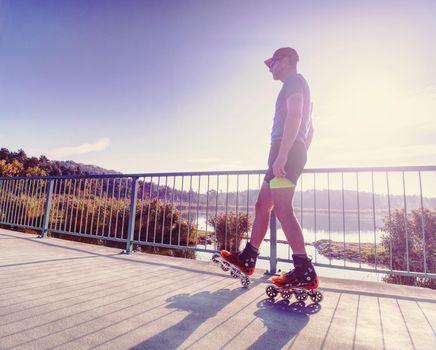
[264,47,299,81]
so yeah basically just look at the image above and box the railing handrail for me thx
[1,164,435,181]
[304,165,436,173]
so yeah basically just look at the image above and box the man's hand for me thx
[272,154,287,178]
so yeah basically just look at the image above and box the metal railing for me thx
[0,165,435,280]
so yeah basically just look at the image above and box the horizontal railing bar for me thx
[303,165,436,173]
[0,170,266,181]
[46,229,128,243]
[277,258,436,279]
[132,241,276,259]
[1,165,435,181]
[0,222,42,231]
[132,240,216,253]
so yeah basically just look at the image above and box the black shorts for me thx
[264,139,307,185]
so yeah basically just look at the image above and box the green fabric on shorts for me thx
[269,177,295,189]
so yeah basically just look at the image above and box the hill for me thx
[0,148,120,177]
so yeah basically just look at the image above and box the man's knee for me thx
[255,198,273,214]
[273,198,295,218]
[273,203,295,219]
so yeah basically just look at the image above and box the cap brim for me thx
[264,57,273,68]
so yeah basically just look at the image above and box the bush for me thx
[380,208,436,289]
[133,198,196,247]
[208,211,252,251]
[0,188,197,259]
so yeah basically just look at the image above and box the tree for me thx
[0,159,6,176]
[51,161,63,176]
[25,166,47,177]
[0,160,25,177]
[27,157,40,168]
[0,148,10,162]
[12,149,28,164]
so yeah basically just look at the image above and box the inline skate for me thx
[211,243,258,288]
[265,254,323,303]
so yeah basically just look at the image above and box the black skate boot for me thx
[266,254,323,303]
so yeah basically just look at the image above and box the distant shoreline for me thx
[264,238,388,266]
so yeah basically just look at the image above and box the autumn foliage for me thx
[208,211,253,251]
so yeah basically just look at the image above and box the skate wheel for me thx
[241,276,250,288]
[221,262,230,272]
[211,253,220,264]
[295,290,308,301]
[310,291,323,303]
[230,269,240,279]
[265,285,278,299]
[281,290,292,300]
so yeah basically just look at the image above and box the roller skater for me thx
[212,47,322,301]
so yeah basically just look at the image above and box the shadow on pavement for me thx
[130,287,247,349]
[246,298,320,350]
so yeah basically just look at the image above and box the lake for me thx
[187,210,389,282]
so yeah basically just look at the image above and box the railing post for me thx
[268,210,277,274]
[124,176,139,254]
[40,179,54,238]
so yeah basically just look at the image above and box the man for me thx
[220,47,318,289]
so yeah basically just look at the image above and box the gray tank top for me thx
[270,73,311,147]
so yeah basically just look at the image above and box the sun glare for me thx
[322,67,408,139]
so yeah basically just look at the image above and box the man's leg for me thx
[249,181,274,249]
[269,182,319,288]
[219,181,273,276]
[270,185,306,255]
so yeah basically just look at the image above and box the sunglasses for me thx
[270,57,282,68]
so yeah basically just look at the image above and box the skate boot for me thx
[265,254,323,303]
[211,243,258,288]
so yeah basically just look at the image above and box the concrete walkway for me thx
[0,229,435,350]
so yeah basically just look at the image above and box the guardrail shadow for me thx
[130,288,247,349]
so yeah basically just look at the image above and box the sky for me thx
[0,0,435,174]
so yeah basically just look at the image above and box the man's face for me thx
[269,57,283,80]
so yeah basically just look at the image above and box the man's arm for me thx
[277,92,303,159]
[306,119,314,150]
